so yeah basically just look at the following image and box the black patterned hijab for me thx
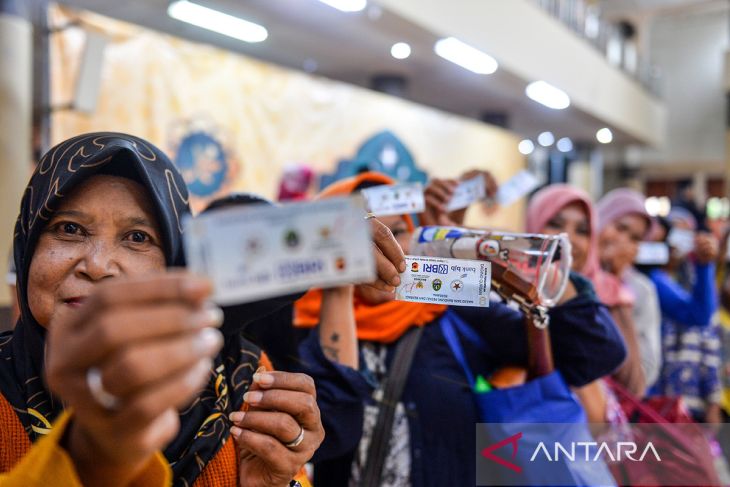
[0,132,260,486]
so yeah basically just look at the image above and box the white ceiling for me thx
[57,0,662,146]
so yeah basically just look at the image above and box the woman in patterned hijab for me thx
[0,132,323,486]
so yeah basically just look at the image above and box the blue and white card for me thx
[396,256,491,307]
[446,175,487,211]
[360,182,424,217]
[184,197,375,305]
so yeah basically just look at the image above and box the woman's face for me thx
[598,213,648,275]
[355,214,410,306]
[541,202,590,272]
[27,175,165,327]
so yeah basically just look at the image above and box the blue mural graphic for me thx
[174,131,229,197]
[319,130,428,189]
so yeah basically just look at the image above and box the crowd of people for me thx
[0,131,728,486]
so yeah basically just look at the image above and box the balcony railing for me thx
[532,0,663,97]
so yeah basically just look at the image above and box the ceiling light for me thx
[318,0,367,12]
[556,137,573,153]
[518,139,535,155]
[391,42,411,60]
[168,0,268,43]
[596,127,613,144]
[525,80,570,110]
[537,131,555,147]
[434,37,498,75]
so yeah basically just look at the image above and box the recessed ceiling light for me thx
[525,80,570,110]
[518,139,535,155]
[556,137,573,152]
[168,0,268,43]
[391,42,411,60]
[434,37,498,75]
[538,131,555,147]
[596,127,613,144]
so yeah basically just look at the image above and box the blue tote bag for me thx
[440,310,616,487]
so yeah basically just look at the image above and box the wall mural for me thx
[168,118,240,211]
[319,130,428,189]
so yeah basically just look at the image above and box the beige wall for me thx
[50,6,526,231]
[0,13,32,307]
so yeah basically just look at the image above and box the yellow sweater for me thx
[0,410,170,486]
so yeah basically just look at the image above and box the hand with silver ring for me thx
[284,426,305,449]
[230,370,324,487]
[86,366,120,410]
[45,273,225,483]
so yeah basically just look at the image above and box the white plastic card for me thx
[395,256,491,307]
[183,197,375,305]
[635,242,670,265]
[360,182,425,217]
[667,228,695,256]
[446,175,487,211]
[496,170,540,206]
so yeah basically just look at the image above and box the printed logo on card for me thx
[284,230,301,249]
[245,237,262,256]
[432,279,443,291]
[319,226,332,239]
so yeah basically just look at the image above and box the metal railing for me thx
[532,0,663,97]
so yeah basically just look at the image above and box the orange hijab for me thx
[293,172,447,343]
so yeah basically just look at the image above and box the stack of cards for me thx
[184,197,375,305]
[396,256,491,307]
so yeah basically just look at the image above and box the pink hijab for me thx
[596,188,652,236]
[527,184,631,307]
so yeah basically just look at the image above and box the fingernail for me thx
[204,304,224,327]
[253,372,274,387]
[182,277,209,296]
[243,391,263,405]
[229,411,245,423]
[230,426,242,439]
[196,328,223,354]
[398,260,407,273]
[389,275,401,286]
[188,358,211,387]
[189,306,224,328]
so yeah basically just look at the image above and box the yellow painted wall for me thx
[49,6,526,230]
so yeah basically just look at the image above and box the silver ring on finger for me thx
[284,425,305,449]
[86,366,120,411]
